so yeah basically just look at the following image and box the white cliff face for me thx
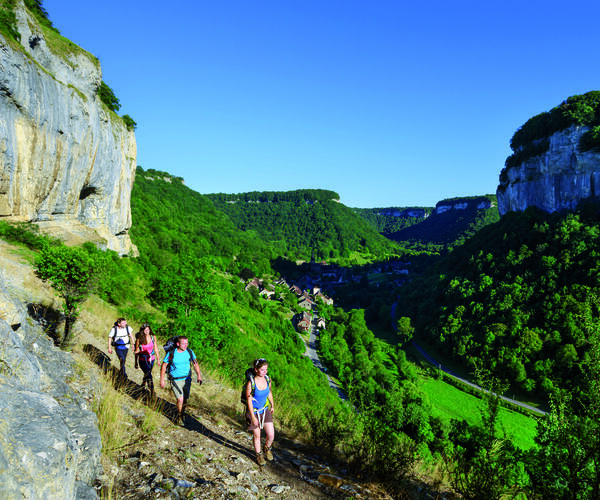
[497,126,600,216]
[0,0,137,255]
[435,199,492,215]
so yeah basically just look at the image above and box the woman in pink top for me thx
[134,323,161,395]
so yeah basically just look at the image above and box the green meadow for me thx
[420,377,539,451]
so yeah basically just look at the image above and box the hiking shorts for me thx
[246,408,273,431]
[171,377,192,401]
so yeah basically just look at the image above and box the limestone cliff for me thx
[0,0,137,255]
[497,125,600,216]
[435,196,494,215]
[0,241,101,499]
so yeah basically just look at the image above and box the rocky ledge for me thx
[497,125,600,215]
[0,275,101,500]
[0,0,137,255]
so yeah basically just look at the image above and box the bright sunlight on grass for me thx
[421,377,539,451]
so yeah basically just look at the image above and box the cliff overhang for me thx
[0,0,137,255]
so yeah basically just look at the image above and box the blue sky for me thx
[45,0,600,208]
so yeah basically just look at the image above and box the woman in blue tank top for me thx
[245,358,275,466]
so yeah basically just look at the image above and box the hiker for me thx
[159,336,202,425]
[107,317,135,379]
[134,323,160,395]
[245,358,275,466]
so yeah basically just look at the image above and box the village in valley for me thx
[244,254,413,336]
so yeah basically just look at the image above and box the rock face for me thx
[435,197,493,215]
[0,273,101,499]
[0,0,137,255]
[378,208,430,218]
[497,126,600,215]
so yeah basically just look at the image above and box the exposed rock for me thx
[0,282,101,499]
[497,125,600,215]
[271,484,291,493]
[377,207,430,218]
[435,196,494,215]
[0,0,137,255]
[317,473,344,488]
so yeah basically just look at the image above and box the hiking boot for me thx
[264,446,273,461]
[256,451,266,466]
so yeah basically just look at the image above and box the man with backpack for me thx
[107,317,135,379]
[160,336,202,425]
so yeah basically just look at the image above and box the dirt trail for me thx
[0,239,397,498]
[76,320,380,499]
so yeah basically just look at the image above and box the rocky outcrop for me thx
[378,208,430,218]
[0,271,101,499]
[497,126,600,215]
[435,196,494,215]
[0,0,137,255]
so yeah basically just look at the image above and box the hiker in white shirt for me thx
[107,317,135,378]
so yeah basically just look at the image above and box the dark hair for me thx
[116,317,126,325]
[253,358,268,371]
[136,323,153,342]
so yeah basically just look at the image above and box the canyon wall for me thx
[497,126,600,215]
[0,0,137,254]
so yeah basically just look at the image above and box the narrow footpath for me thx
[301,311,348,401]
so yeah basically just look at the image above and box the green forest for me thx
[387,195,500,253]
[6,159,600,496]
[5,0,600,495]
[206,189,403,262]
[352,206,432,235]
[396,201,600,402]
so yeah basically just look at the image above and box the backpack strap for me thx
[166,347,195,379]
[111,325,131,346]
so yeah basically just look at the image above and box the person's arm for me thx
[192,358,202,384]
[246,380,258,427]
[129,328,135,350]
[160,359,168,388]
[107,330,113,355]
[134,339,140,368]
[154,337,161,367]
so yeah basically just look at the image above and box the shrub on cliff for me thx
[505,91,600,169]
[35,244,99,347]
[24,0,58,33]
[98,81,121,112]
[0,220,49,249]
[121,114,137,131]
[0,0,20,43]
